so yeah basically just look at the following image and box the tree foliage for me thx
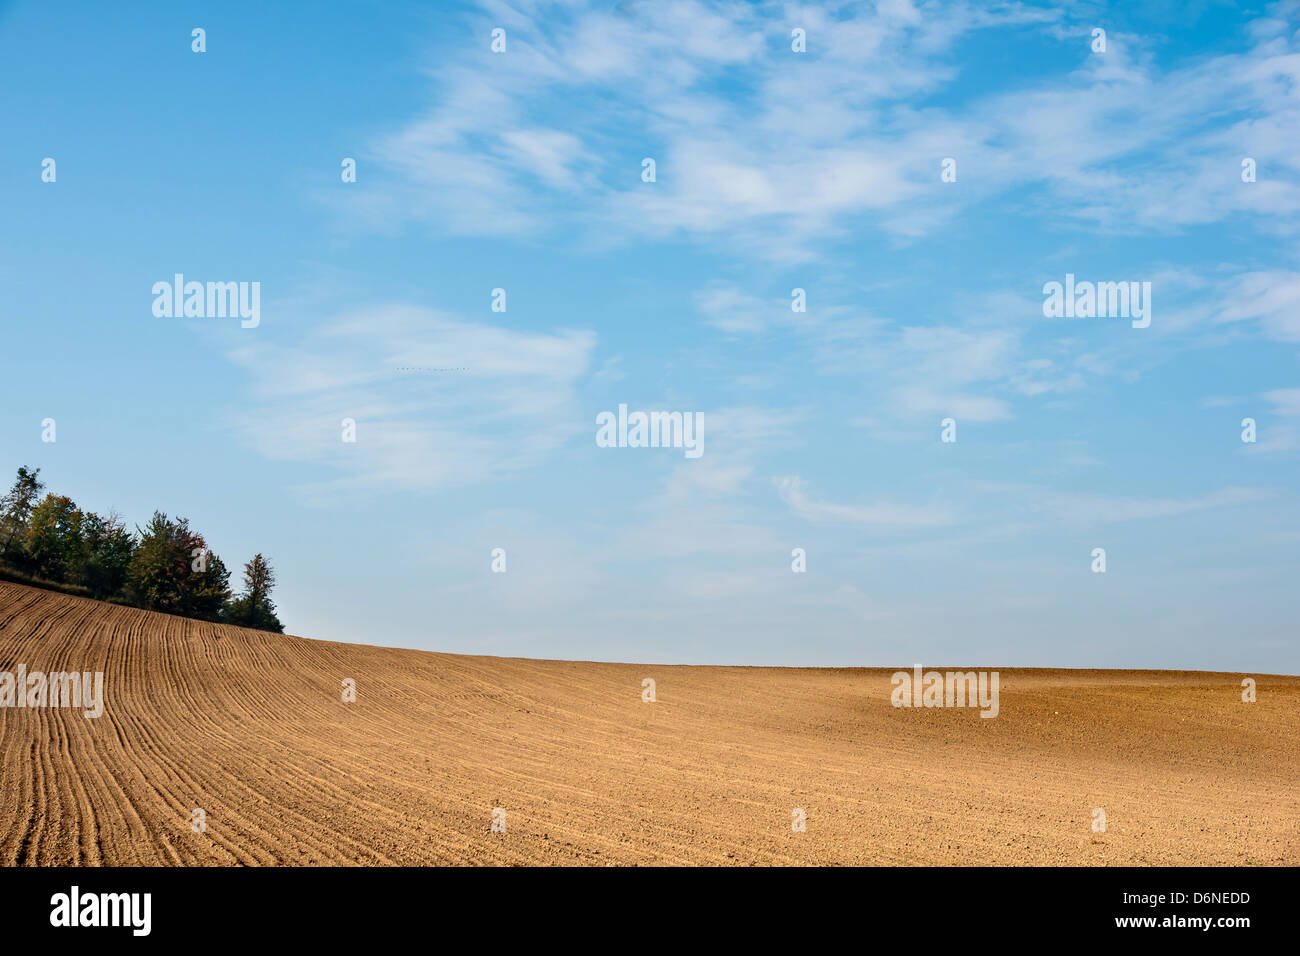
[0,466,283,632]
[0,466,44,556]
[226,553,284,633]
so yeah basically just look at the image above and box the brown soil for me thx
[0,581,1295,866]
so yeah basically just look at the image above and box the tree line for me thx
[0,466,284,632]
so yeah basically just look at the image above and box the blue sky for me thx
[2,0,1298,671]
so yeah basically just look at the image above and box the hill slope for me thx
[0,581,1296,865]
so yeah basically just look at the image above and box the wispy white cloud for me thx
[1216,272,1300,342]
[775,475,953,527]
[1032,486,1272,524]
[1263,388,1300,417]
[225,304,596,499]
[337,0,1300,259]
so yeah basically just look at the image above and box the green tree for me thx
[126,512,232,619]
[227,553,284,632]
[126,512,189,612]
[75,510,136,597]
[0,466,45,557]
[24,494,83,582]
[185,539,232,623]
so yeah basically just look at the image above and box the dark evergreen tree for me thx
[0,466,44,557]
[227,553,284,632]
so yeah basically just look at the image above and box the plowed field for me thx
[1,581,1295,865]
